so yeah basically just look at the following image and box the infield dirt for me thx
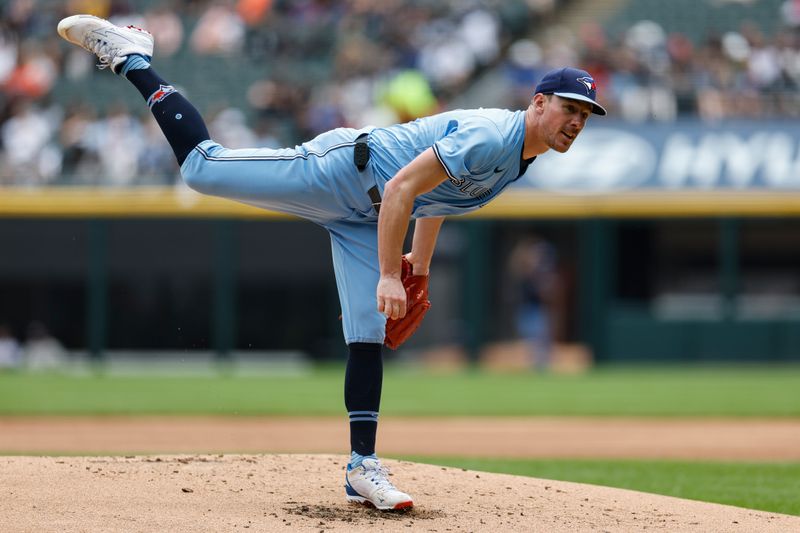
[2,417,800,531]
[2,454,799,532]
[1,416,799,459]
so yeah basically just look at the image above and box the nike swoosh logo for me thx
[494,167,505,173]
[91,28,136,44]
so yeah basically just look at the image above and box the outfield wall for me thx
[2,212,799,363]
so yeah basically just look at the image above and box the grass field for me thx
[1,364,798,516]
[0,364,799,416]
[408,457,800,517]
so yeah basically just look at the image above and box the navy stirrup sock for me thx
[121,55,210,166]
[345,342,383,457]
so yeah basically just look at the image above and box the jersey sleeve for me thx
[431,117,505,182]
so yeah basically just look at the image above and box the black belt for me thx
[354,133,381,214]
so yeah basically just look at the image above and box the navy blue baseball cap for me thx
[535,67,607,116]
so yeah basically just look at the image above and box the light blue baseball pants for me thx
[180,127,387,344]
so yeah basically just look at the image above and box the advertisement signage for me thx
[520,121,800,192]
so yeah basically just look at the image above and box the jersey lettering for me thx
[448,176,492,200]
[447,175,465,187]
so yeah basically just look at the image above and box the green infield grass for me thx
[405,457,800,517]
[0,364,798,416]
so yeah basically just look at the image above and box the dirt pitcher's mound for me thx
[1,455,797,533]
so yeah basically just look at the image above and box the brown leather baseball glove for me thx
[384,256,431,350]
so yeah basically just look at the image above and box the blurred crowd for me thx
[0,321,68,371]
[0,0,798,186]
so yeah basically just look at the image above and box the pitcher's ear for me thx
[532,92,549,113]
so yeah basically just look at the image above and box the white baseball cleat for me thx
[57,14,153,74]
[345,457,414,510]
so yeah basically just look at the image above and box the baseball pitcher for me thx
[58,14,605,510]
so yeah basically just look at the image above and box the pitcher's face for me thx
[539,95,591,153]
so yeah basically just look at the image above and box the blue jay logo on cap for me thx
[534,67,607,115]
[577,76,596,94]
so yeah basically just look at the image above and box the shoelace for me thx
[83,34,116,70]
[82,26,147,70]
[365,464,398,492]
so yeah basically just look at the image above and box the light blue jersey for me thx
[369,108,530,218]
[181,108,533,345]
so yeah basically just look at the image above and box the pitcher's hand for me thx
[377,276,407,319]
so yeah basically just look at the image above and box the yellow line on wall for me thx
[1,187,800,218]
[477,190,800,218]
[0,187,291,219]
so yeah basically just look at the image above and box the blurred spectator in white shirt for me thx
[23,321,68,371]
[92,104,145,186]
[0,99,60,185]
[209,106,257,149]
[0,324,22,370]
